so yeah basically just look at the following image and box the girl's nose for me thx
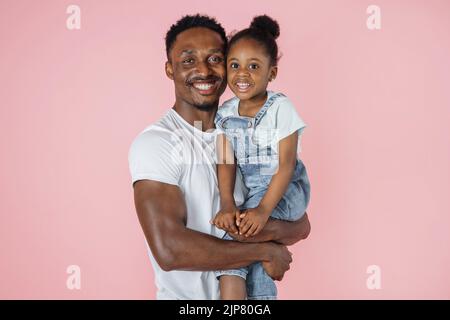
[236,67,250,77]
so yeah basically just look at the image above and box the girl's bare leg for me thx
[219,275,247,300]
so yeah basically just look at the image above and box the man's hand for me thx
[211,204,241,234]
[262,242,293,281]
[238,207,271,237]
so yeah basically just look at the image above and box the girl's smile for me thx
[233,78,254,92]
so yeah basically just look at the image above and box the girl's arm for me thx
[216,134,237,207]
[239,132,298,236]
[259,132,298,216]
[213,134,240,234]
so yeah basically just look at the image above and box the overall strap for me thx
[214,112,224,130]
[254,93,286,126]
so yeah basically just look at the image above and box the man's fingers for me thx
[288,250,293,262]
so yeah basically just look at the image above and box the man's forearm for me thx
[134,179,288,274]
[153,224,273,272]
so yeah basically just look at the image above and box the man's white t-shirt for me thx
[128,108,246,300]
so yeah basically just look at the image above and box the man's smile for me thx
[188,78,221,95]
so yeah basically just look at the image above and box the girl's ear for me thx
[165,61,174,80]
[269,66,278,82]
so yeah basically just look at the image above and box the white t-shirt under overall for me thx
[128,108,246,300]
[217,91,307,153]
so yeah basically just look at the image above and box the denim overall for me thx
[214,93,311,300]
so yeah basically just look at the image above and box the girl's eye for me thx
[249,64,259,70]
[208,55,223,64]
[230,62,239,69]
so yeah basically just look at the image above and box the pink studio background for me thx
[1,0,449,299]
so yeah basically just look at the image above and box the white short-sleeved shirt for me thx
[128,108,246,300]
[217,91,307,153]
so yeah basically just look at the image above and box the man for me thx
[128,14,311,300]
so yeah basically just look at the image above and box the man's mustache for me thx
[186,75,222,85]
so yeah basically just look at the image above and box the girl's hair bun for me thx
[250,15,280,39]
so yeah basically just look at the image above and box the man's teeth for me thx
[236,82,250,89]
[193,83,214,90]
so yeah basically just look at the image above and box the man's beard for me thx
[192,102,217,111]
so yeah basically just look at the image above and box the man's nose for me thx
[195,61,213,77]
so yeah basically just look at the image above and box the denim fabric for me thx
[214,93,311,300]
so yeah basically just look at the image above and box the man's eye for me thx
[182,58,194,64]
[249,64,259,70]
[209,56,223,64]
[230,63,239,69]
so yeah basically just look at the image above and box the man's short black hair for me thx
[165,14,227,59]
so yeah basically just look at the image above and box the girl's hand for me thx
[238,207,271,237]
[211,204,241,234]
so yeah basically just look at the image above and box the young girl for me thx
[212,15,311,300]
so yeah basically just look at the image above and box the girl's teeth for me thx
[193,83,213,90]
[237,83,250,89]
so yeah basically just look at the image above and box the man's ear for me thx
[165,61,174,80]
